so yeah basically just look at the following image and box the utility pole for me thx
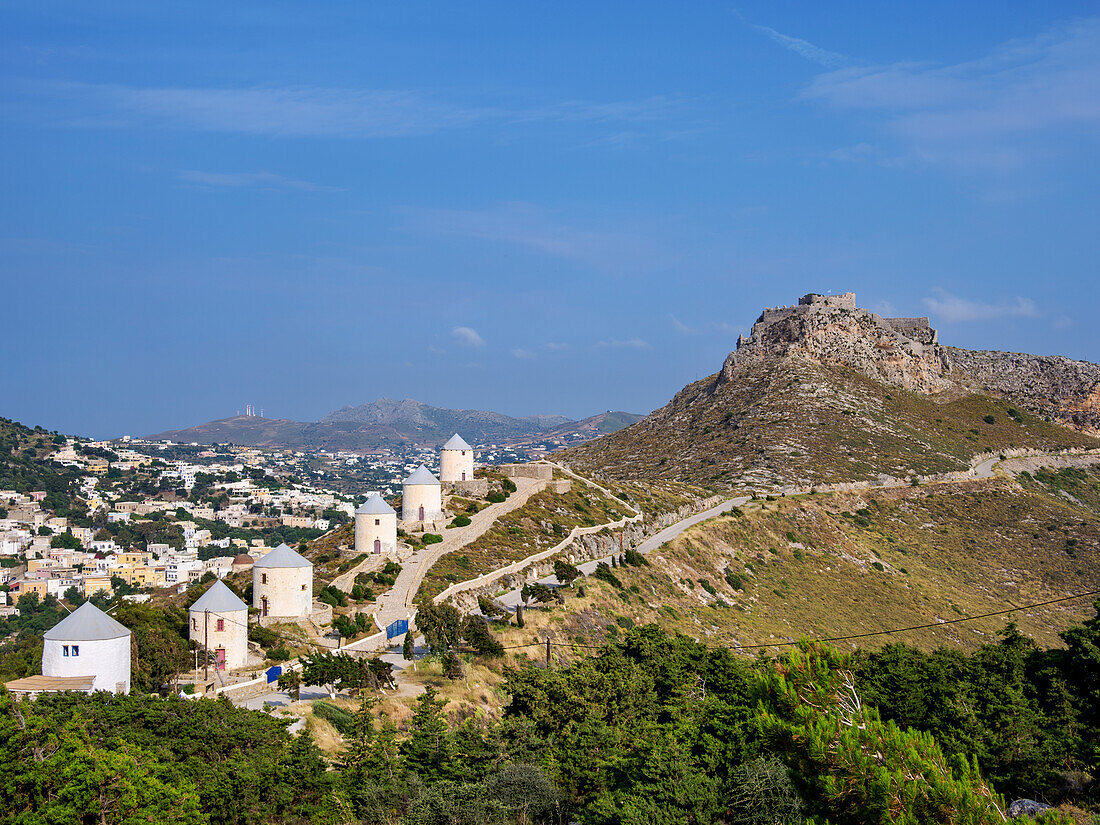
[204,609,209,681]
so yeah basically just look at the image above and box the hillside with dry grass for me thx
[504,470,1100,656]
[560,356,1099,491]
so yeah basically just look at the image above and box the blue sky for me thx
[3,2,1100,437]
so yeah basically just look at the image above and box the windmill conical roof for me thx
[441,433,472,451]
[190,580,247,613]
[253,542,312,569]
[44,601,130,642]
[403,465,440,486]
[356,492,396,515]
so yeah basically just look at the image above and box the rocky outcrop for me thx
[724,296,952,394]
[949,348,1100,433]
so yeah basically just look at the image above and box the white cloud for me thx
[451,326,485,347]
[17,80,686,142]
[597,337,651,350]
[544,342,570,352]
[179,169,341,192]
[737,13,848,68]
[511,348,535,359]
[427,345,446,355]
[803,18,1100,167]
[671,315,699,334]
[922,288,1040,323]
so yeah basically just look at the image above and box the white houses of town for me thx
[355,493,397,555]
[253,543,313,619]
[189,580,249,670]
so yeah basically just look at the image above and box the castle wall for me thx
[884,317,937,345]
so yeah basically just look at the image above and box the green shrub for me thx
[501,477,517,493]
[698,578,718,596]
[487,492,507,504]
[312,700,355,735]
[448,515,471,528]
[266,645,290,661]
[422,533,443,545]
[725,570,744,591]
[983,414,996,424]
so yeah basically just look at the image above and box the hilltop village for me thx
[2,431,519,694]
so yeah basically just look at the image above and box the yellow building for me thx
[82,576,112,598]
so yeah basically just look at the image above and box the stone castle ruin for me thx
[737,292,938,351]
[727,292,950,394]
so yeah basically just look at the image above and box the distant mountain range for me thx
[147,398,642,453]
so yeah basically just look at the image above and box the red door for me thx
[373,538,381,554]
[461,472,466,481]
[419,505,425,521]
[261,597,268,617]
[216,648,226,671]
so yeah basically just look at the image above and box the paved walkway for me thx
[371,476,548,629]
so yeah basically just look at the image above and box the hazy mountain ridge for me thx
[147,399,633,451]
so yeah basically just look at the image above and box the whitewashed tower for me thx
[439,433,475,483]
[252,543,313,619]
[42,602,131,694]
[355,493,397,555]
[189,580,249,670]
[402,465,442,525]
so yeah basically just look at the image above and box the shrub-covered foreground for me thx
[3,604,1100,824]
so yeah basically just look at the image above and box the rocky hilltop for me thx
[724,292,1100,432]
[725,293,951,394]
[559,292,1100,489]
[949,348,1100,433]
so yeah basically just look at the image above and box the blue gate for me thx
[386,619,409,640]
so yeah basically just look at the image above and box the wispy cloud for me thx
[511,348,535,359]
[597,337,651,350]
[804,18,1100,167]
[14,80,687,141]
[544,342,570,352]
[404,202,668,276]
[427,345,446,355]
[451,326,485,347]
[736,11,848,68]
[179,169,341,192]
[922,288,1039,323]
[671,315,699,334]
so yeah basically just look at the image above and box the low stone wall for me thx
[435,512,644,609]
[500,463,553,480]
[443,479,490,497]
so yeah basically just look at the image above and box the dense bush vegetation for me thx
[4,606,1100,823]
